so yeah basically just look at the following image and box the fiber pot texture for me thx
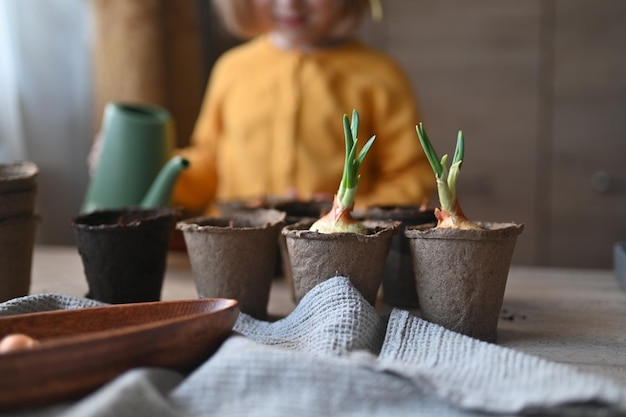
[72,208,178,304]
[282,220,400,306]
[405,222,524,342]
[0,215,39,302]
[177,209,286,320]
[275,200,332,284]
[219,199,331,279]
[365,205,436,308]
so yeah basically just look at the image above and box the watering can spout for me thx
[140,156,190,208]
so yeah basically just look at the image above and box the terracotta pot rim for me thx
[405,221,524,241]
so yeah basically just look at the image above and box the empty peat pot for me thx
[177,209,286,319]
[71,208,178,304]
[405,222,524,342]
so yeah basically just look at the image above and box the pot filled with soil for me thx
[280,110,401,306]
[283,219,399,305]
[405,221,524,342]
[71,208,178,304]
[407,123,525,342]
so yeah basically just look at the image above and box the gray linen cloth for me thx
[1,276,625,417]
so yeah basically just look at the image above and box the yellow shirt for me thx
[173,36,434,213]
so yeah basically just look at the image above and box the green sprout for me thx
[416,123,481,230]
[337,110,376,213]
[310,110,375,234]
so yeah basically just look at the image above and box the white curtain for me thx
[0,0,93,244]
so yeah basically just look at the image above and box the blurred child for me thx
[173,0,434,214]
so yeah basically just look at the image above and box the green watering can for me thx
[81,102,189,213]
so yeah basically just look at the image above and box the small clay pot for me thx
[282,219,400,306]
[405,222,524,342]
[0,215,39,302]
[72,208,178,304]
[177,209,286,320]
[365,205,436,308]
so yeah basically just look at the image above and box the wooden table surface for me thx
[29,245,626,386]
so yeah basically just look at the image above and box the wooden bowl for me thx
[0,298,239,409]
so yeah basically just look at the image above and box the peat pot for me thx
[405,222,524,342]
[177,209,286,319]
[365,205,436,308]
[282,219,400,306]
[274,200,332,285]
[72,208,178,304]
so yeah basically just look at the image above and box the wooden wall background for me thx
[357,0,626,269]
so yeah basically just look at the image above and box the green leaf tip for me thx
[416,123,443,177]
[453,130,464,168]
